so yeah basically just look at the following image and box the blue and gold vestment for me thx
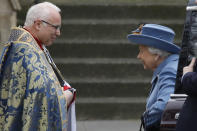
[0,27,68,131]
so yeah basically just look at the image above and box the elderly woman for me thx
[127,24,180,131]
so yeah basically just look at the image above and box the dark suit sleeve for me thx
[182,72,197,96]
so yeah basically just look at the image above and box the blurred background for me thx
[0,0,187,130]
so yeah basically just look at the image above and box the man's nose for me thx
[56,29,61,36]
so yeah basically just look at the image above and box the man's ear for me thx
[34,20,42,31]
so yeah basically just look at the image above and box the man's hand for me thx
[183,57,196,75]
[64,90,74,107]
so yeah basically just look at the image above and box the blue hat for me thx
[127,24,180,54]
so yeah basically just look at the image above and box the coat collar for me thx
[8,26,43,51]
[151,54,179,84]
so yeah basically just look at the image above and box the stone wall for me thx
[0,0,20,54]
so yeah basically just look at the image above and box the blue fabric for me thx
[143,54,179,128]
[0,27,68,130]
[127,24,180,54]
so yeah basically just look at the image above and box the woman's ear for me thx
[154,55,160,61]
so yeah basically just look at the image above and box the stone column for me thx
[0,0,21,54]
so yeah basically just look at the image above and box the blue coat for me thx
[143,54,179,129]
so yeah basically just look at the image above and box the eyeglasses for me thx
[41,20,61,31]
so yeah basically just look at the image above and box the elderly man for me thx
[0,2,75,130]
[128,24,180,131]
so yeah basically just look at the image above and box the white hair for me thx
[148,47,171,57]
[24,2,61,26]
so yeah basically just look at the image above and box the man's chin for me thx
[44,42,53,47]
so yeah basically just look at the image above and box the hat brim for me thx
[127,34,180,54]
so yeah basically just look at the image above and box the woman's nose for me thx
[137,53,141,59]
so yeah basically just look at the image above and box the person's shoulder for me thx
[166,54,179,67]
[160,54,179,74]
[11,41,39,54]
[168,54,179,61]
